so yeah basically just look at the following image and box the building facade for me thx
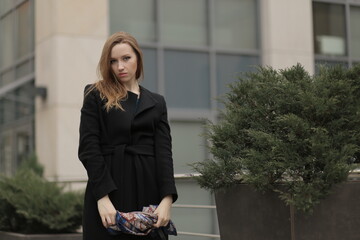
[1,0,360,239]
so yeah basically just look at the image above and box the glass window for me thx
[109,0,156,42]
[0,0,13,15]
[0,99,3,125]
[160,0,207,46]
[216,54,259,99]
[214,0,258,50]
[165,50,210,109]
[350,6,360,58]
[0,132,13,175]
[0,0,35,176]
[16,131,31,167]
[171,121,206,174]
[313,2,346,56]
[315,60,348,73]
[141,48,157,92]
[0,82,34,124]
[2,94,15,124]
[16,60,32,79]
[0,69,14,86]
[0,127,32,175]
[17,1,31,58]
[15,82,34,119]
[315,60,348,67]
[0,12,14,69]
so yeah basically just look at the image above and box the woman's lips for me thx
[118,73,127,77]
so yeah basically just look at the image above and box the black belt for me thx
[101,144,154,157]
[100,144,155,209]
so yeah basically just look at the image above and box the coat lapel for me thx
[135,86,157,117]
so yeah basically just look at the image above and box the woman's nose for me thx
[118,62,125,70]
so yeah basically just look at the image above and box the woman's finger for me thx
[101,217,108,228]
[111,215,116,225]
[161,219,169,227]
[154,217,169,228]
[106,216,112,226]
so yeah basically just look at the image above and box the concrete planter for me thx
[0,232,82,240]
[215,181,360,240]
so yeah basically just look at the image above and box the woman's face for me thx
[110,43,138,85]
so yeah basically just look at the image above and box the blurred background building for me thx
[0,0,359,239]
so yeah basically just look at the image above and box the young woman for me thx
[78,32,178,240]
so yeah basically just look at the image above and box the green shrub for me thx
[0,158,83,234]
[193,64,360,213]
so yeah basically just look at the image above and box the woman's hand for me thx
[97,195,117,228]
[153,195,173,228]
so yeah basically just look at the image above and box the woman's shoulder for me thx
[140,86,165,102]
[84,83,102,95]
[84,83,97,93]
[82,83,102,104]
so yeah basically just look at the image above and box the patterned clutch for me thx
[107,205,177,237]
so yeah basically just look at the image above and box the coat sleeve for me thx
[154,96,178,203]
[78,85,117,201]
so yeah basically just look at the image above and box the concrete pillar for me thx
[35,0,108,182]
[261,0,314,74]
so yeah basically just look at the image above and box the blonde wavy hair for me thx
[87,32,144,111]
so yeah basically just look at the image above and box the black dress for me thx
[78,85,178,240]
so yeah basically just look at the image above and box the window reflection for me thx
[350,6,360,58]
[109,0,156,42]
[0,12,14,69]
[141,48,157,92]
[214,0,258,50]
[160,0,207,46]
[164,50,210,109]
[15,82,34,119]
[0,0,13,16]
[0,133,13,175]
[17,1,31,58]
[313,2,346,56]
[16,132,31,168]
[216,54,259,100]
[314,60,348,74]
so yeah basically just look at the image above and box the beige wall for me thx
[35,0,108,182]
[261,0,314,74]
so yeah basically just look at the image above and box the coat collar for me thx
[135,86,157,117]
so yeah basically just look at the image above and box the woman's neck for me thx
[124,81,140,95]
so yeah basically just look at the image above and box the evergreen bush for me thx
[193,64,360,213]
[0,157,83,234]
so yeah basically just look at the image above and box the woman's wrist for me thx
[98,194,110,202]
[160,195,173,207]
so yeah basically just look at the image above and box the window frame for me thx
[0,0,35,175]
[109,0,261,175]
[313,0,360,67]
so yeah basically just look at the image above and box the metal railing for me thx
[53,168,360,239]
[54,173,221,239]
[348,168,360,180]
[172,203,220,239]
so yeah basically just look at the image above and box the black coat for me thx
[78,85,178,240]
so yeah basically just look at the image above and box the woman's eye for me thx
[110,60,117,64]
[123,56,131,61]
